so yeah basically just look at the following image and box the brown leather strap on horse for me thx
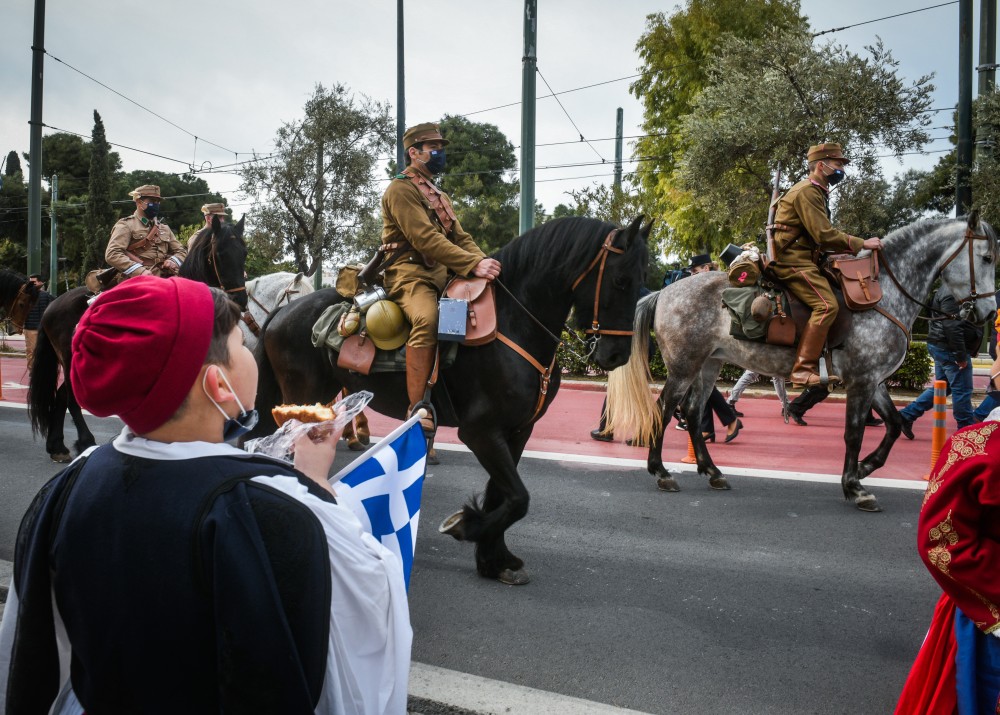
[570,229,634,338]
[873,305,911,340]
[241,311,261,337]
[937,228,991,305]
[496,332,557,425]
[208,236,246,297]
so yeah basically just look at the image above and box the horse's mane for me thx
[497,217,625,279]
[883,215,999,261]
[0,268,28,302]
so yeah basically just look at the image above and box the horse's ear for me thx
[968,208,981,232]
[621,214,644,247]
[640,217,655,240]
[235,215,246,239]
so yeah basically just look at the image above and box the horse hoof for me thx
[657,476,680,492]
[357,433,371,446]
[346,439,366,452]
[427,447,440,466]
[708,475,731,490]
[438,510,464,540]
[855,495,883,512]
[50,452,72,463]
[497,568,530,585]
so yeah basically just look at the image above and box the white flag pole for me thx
[330,410,427,482]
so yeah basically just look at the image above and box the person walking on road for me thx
[899,286,982,438]
[21,273,53,373]
[726,369,788,418]
[0,276,411,714]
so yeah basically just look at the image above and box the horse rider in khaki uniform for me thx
[105,185,186,280]
[380,122,502,432]
[769,143,882,387]
[187,202,230,253]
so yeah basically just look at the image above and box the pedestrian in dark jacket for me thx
[22,274,54,372]
[900,286,982,437]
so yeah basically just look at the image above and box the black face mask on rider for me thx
[823,162,846,187]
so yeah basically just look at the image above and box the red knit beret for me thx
[71,276,215,434]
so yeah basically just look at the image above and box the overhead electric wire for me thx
[812,1,960,38]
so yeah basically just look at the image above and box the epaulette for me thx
[395,173,408,180]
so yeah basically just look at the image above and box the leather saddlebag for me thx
[444,277,497,346]
[828,252,882,311]
[766,314,796,347]
[336,330,376,374]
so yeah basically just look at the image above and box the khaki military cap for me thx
[807,143,850,164]
[128,184,162,199]
[402,122,450,151]
[200,202,229,216]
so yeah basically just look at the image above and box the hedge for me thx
[557,330,934,391]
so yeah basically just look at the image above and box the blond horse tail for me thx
[604,291,661,444]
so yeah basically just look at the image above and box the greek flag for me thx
[331,414,427,590]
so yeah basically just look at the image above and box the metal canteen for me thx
[354,285,388,314]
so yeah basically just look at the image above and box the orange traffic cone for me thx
[681,435,696,464]
[923,379,948,480]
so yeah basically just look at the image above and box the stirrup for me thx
[408,401,437,437]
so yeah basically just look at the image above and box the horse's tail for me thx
[605,290,662,444]
[27,328,60,438]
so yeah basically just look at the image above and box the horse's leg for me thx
[647,384,684,492]
[440,427,531,585]
[841,386,883,512]
[857,383,902,478]
[46,382,72,462]
[685,369,729,490]
[66,384,96,454]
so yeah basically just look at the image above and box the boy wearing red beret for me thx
[0,276,411,714]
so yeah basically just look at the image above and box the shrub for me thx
[885,341,933,391]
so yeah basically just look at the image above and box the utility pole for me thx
[49,175,58,296]
[396,0,406,170]
[27,0,46,276]
[977,0,998,161]
[519,0,537,235]
[313,142,325,290]
[613,108,624,190]
[957,0,974,215]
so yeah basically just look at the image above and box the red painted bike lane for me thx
[0,354,956,481]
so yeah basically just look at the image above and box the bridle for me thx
[243,275,305,337]
[571,229,635,344]
[4,283,33,334]
[208,235,247,300]
[880,227,993,326]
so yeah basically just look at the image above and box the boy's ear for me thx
[203,365,236,404]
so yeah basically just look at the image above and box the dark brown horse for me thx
[250,216,651,584]
[28,217,247,461]
[0,269,39,335]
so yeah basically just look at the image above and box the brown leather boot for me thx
[405,344,437,435]
[789,323,840,388]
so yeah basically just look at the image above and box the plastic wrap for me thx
[244,390,373,462]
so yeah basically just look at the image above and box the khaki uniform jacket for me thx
[771,179,864,266]
[380,173,485,293]
[106,213,186,278]
[187,225,211,254]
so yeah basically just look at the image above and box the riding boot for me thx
[405,344,437,436]
[789,323,841,388]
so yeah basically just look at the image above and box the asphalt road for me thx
[0,403,937,714]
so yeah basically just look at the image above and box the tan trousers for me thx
[387,276,439,348]
[769,263,839,328]
[24,329,38,371]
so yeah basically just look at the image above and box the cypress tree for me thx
[84,111,116,276]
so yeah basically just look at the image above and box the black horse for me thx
[0,269,39,334]
[251,216,651,584]
[28,217,247,461]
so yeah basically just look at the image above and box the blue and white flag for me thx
[331,415,427,590]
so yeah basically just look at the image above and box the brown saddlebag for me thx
[336,330,376,374]
[443,277,497,346]
[766,313,796,347]
[827,252,882,311]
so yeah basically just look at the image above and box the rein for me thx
[878,228,991,329]
[4,283,32,333]
[493,228,634,427]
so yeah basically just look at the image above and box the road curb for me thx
[0,558,11,604]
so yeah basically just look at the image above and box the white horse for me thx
[241,272,314,351]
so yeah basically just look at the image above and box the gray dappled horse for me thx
[242,272,314,352]
[606,213,998,512]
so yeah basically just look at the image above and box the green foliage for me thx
[675,33,933,251]
[84,111,116,276]
[437,115,520,255]
[0,170,28,252]
[240,83,394,274]
[972,88,1000,222]
[113,170,223,230]
[630,0,810,254]
[886,341,933,391]
[4,151,21,176]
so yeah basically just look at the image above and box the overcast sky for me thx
[0,0,983,219]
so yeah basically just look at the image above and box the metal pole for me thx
[978,0,997,94]
[49,174,58,297]
[613,107,623,190]
[519,0,537,234]
[26,0,46,277]
[396,0,406,170]
[957,0,974,215]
